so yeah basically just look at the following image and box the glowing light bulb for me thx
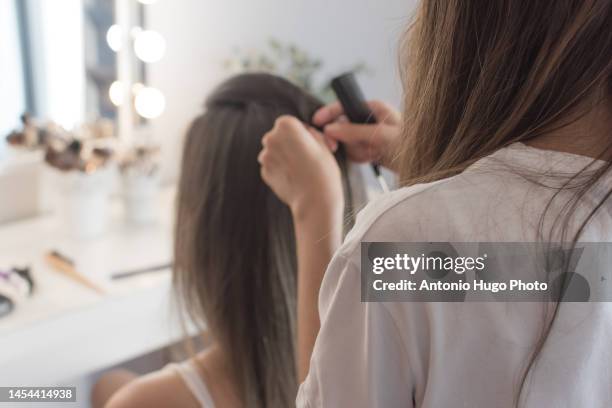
[106,24,122,52]
[134,30,166,63]
[109,81,125,106]
[135,87,165,119]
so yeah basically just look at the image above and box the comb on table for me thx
[45,250,105,295]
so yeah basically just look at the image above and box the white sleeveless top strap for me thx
[166,360,216,408]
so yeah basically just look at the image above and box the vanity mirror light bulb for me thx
[134,30,166,63]
[135,87,165,119]
[109,81,125,106]
[106,24,122,52]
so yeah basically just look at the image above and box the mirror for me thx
[0,0,159,159]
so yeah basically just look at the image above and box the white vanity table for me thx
[0,187,185,386]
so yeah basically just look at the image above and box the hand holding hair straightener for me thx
[316,72,402,191]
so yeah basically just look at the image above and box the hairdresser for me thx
[259,0,612,407]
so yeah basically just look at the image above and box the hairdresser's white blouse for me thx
[297,143,612,408]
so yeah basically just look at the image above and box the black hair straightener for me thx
[331,72,390,192]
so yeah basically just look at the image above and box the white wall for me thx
[146,0,416,182]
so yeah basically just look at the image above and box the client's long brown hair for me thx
[396,0,612,406]
[173,73,351,407]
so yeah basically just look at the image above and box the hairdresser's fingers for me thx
[307,126,337,152]
[261,117,299,158]
[368,100,402,125]
[261,132,270,147]
[257,148,269,165]
[261,127,280,148]
[313,100,400,127]
[274,116,312,151]
[325,135,339,152]
[274,115,307,135]
[259,142,286,167]
[345,144,378,163]
[260,157,294,207]
[258,153,282,184]
[323,122,386,146]
[259,166,275,191]
[312,102,344,127]
[324,122,399,165]
[261,134,281,162]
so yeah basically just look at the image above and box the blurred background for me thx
[0,0,411,405]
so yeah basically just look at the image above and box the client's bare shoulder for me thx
[104,366,199,408]
[105,345,240,408]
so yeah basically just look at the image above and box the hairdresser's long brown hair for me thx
[397,0,612,405]
[174,73,352,408]
[398,0,612,182]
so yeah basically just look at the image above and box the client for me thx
[91,73,352,408]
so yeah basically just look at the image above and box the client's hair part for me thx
[173,73,350,407]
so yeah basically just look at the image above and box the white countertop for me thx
[0,187,187,385]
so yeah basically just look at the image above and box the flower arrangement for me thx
[6,114,114,173]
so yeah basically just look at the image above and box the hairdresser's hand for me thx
[258,116,344,221]
[312,100,401,172]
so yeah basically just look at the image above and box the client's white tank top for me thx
[166,360,215,408]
